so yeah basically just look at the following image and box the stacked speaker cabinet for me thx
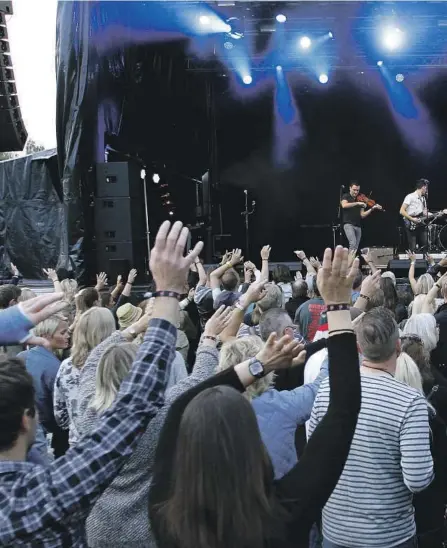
[0,5,28,152]
[95,162,146,281]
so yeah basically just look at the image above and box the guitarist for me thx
[400,178,430,251]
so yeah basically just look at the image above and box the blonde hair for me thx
[395,353,424,395]
[251,284,284,325]
[90,343,138,414]
[410,294,435,316]
[218,336,275,400]
[32,314,67,339]
[415,273,434,296]
[403,313,438,353]
[18,288,37,302]
[71,307,116,369]
[60,278,78,304]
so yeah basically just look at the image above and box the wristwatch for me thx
[248,357,265,379]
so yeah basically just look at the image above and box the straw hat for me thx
[117,302,142,329]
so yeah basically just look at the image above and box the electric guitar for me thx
[404,210,447,231]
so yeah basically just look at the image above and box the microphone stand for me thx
[140,168,151,275]
[241,190,256,258]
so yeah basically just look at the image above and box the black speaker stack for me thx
[95,162,147,281]
[0,2,28,152]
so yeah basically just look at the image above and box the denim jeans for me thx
[323,536,418,548]
[343,223,362,253]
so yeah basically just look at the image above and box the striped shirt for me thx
[309,372,434,547]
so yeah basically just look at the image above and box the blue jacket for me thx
[251,359,328,480]
[17,347,61,435]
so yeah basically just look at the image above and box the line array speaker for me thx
[0,11,27,152]
[94,162,146,281]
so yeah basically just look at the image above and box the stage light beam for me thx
[377,60,384,67]
[199,15,210,26]
[319,73,329,84]
[276,14,287,23]
[299,36,312,50]
[242,75,253,85]
[382,27,404,51]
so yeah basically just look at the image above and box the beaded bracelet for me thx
[326,303,350,312]
[359,294,371,302]
[153,291,182,300]
[203,335,217,342]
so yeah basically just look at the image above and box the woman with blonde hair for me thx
[218,334,324,480]
[402,313,438,353]
[395,352,447,548]
[76,306,233,548]
[18,314,70,459]
[53,306,116,446]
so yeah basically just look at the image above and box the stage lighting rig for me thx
[225,17,244,40]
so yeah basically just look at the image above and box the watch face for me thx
[249,359,264,378]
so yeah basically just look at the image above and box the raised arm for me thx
[274,247,361,526]
[43,268,63,293]
[210,249,243,291]
[354,270,381,311]
[407,251,418,294]
[295,250,316,277]
[260,245,271,282]
[195,259,207,287]
[422,272,446,313]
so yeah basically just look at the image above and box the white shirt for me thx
[403,191,426,217]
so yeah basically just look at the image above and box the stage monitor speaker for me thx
[387,259,428,277]
[0,20,27,152]
[96,162,142,198]
[363,247,394,269]
[95,241,146,282]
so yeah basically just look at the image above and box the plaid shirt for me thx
[0,318,176,548]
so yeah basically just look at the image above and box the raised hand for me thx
[260,245,271,261]
[309,257,321,270]
[127,268,138,284]
[220,250,231,266]
[406,250,416,262]
[96,272,108,290]
[243,280,268,305]
[294,271,303,281]
[294,250,307,261]
[18,293,67,326]
[10,263,19,277]
[204,306,233,338]
[359,270,381,300]
[43,268,58,282]
[150,221,203,293]
[426,254,435,266]
[230,249,243,267]
[256,333,302,372]
[116,274,123,286]
[317,246,360,306]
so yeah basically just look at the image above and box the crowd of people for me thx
[0,221,446,548]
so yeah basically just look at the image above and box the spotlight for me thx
[328,31,334,39]
[224,41,234,50]
[242,75,253,85]
[276,65,283,71]
[377,60,383,67]
[169,211,174,216]
[382,27,404,51]
[319,73,329,84]
[276,14,287,23]
[396,73,405,83]
[299,36,312,50]
[199,15,210,25]
[152,173,160,184]
[223,23,232,33]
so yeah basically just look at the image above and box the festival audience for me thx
[3,220,447,548]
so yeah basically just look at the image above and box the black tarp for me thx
[0,149,68,278]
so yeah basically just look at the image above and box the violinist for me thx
[341,181,383,253]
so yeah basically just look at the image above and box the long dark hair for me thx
[157,386,285,548]
[380,278,398,315]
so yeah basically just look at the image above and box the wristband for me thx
[328,329,355,335]
[127,282,133,285]
[359,294,371,302]
[326,304,350,312]
[203,335,217,342]
[153,291,182,300]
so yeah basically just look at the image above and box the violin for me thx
[357,193,385,211]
